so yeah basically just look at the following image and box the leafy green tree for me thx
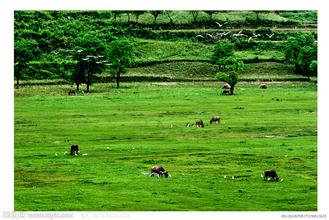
[14,38,40,88]
[309,60,317,74]
[296,45,317,79]
[216,56,243,95]
[107,38,134,88]
[112,11,122,21]
[285,32,317,78]
[191,11,200,23]
[73,34,108,92]
[149,11,162,24]
[163,11,173,24]
[131,11,145,23]
[253,11,270,22]
[211,40,234,64]
[204,11,216,21]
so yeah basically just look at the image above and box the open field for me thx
[14,82,317,211]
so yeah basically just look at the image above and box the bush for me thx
[234,38,257,50]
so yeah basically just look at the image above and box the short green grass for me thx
[127,62,302,82]
[133,38,285,64]
[14,82,317,211]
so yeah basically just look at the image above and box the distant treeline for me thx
[14,10,317,83]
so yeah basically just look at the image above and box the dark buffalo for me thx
[222,83,231,89]
[210,116,220,124]
[195,119,204,128]
[70,144,79,155]
[68,87,76,96]
[222,89,230,95]
[150,166,169,178]
[263,170,279,181]
[259,83,268,89]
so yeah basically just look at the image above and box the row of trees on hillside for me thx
[15,29,316,93]
[211,31,317,95]
[15,37,134,91]
[284,32,317,79]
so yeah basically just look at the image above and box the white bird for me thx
[82,153,88,156]
[253,33,261,38]
[266,33,274,38]
[233,31,247,38]
[215,22,223,28]
[231,176,235,180]
[206,33,216,40]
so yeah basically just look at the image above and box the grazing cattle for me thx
[150,166,169,178]
[195,119,204,128]
[222,89,230,95]
[259,83,268,89]
[210,116,221,124]
[222,83,231,90]
[68,88,76,96]
[263,170,279,181]
[70,144,79,155]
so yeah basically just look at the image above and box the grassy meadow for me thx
[14,82,317,211]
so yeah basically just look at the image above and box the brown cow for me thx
[150,166,170,178]
[210,116,220,124]
[195,119,204,128]
[263,170,279,181]
[70,144,79,155]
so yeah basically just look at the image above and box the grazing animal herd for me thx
[67,81,280,182]
[69,142,281,182]
[186,116,221,128]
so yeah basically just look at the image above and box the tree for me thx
[211,40,235,64]
[107,38,134,88]
[131,11,145,23]
[285,32,317,79]
[191,11,200,23]
[123,11,131,23]
[14,38,40,88]
[216,56,243,95]
[204,11,216,21]
[296,45,317,79]
[73,34,108,92]
[253,11,269,22]
[112,11,122,21]
[149,11,162,24]
[163,11,173,24]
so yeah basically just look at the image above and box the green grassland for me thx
[14,82,317,211]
